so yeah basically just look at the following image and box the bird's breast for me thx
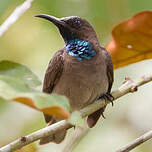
[52,54,109,111]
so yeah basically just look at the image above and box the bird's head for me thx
[35,14,99,46]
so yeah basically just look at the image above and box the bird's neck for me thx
[65,38,96,61]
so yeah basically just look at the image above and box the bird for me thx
[35,14,114,144]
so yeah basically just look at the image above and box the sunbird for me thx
[35,14,114,144]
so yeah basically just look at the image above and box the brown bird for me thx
[35,14,114,144]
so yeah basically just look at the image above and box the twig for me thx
[0,120,70,152]
[0,0,34,37]
[63,126,89,152]
[0,73,152,152]
[116,130,152,152]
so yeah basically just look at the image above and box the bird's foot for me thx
[99,93,114,106]
[101,111,106,119]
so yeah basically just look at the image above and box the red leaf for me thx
[106,11,152,69]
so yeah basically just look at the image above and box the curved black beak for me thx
[35,14,75,42]
[35,14,66,28]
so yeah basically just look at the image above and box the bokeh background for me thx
[0,0,152,152]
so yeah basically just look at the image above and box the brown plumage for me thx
[35,14,114,144]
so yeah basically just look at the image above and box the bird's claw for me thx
[99,93,114,106]
[101,112,106,119]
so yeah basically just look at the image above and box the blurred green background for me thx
[0,0,152,152]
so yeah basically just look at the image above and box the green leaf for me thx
[0,75,70,118]
[0,60,41,88]
[0,60,70,119]
[68,111,85,127]
[0,75,35,100]
[34,93,70,112]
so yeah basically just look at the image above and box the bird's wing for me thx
[104,49,114,93]
[87,48,114,128]
[43,49,64,93]
[43,49,64,123]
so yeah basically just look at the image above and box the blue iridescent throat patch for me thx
[65,39,96,61]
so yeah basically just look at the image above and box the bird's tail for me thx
[39,115,67,144]
[87,106,106,128]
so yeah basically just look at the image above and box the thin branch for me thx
[116,130,152,152]
[0,73,152,152]
[0,120,70,152]
[0,0,34,37]
[63,126,89,152]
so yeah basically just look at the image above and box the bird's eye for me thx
[74,19,81,25]
[71,19,82,29]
